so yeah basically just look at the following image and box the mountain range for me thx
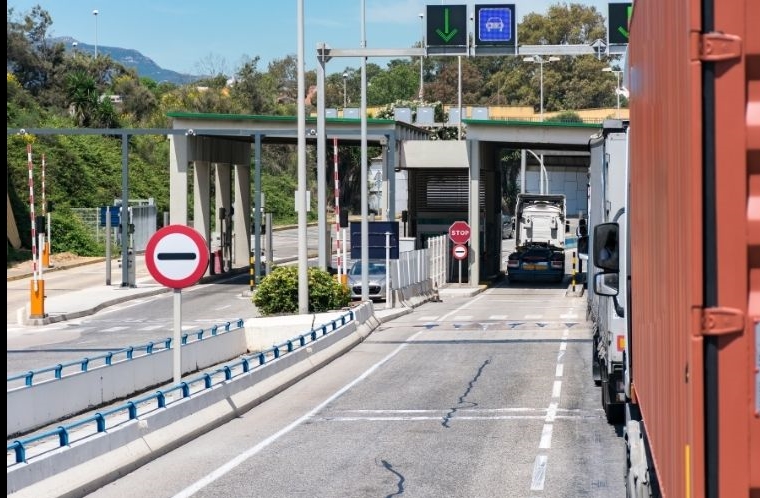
[56,37,201,85]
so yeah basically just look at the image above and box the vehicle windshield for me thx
[349,262,386,276]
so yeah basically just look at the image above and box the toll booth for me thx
[399,140,503,283]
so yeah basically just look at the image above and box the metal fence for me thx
[71,205,157,252]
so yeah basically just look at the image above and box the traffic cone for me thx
[431,281,442,303]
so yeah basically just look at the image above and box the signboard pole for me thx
[144,225,209,385]
[173,289,182,384]
[105,207,111,286]
[385,232,392,307]
[458,259,462,285]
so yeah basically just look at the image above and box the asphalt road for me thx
[83,282,624,498]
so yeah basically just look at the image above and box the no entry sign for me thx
[452,244,468,260]
[145,225,209,289]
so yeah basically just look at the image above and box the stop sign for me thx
[449,221,471,245]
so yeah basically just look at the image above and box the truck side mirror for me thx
[592,222,619,271]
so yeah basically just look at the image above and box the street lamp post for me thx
[418,12,424,100]
[603,67,623,118]
[523,55,560,121]
[342,72,348,108]
[93,9,99,57]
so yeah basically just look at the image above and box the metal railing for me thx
[7,319,245,390]
[6,310,355,465]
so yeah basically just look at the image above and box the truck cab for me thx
[507,193,567,283]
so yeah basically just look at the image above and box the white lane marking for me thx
[559,313,578,319]
[318,414,590,422]
[530,328,569,491]
[538,424,553,449]
[172,329,426,498]
[102,326,129,332]
[174,294,483,498]
[451,315,473,321]
[489,315,509,320]
[531,455,548,491]
[417,316,439,321]
[337,408,571,414]
[524,314,543,319]
[141,325,164,331]
[437,294,486,321]
[545,402,558,423]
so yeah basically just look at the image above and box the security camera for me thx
[185,129,194,136]
[19,129,26,135]
[308,129,317,136]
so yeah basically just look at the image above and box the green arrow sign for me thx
[435,8,459,42]
[427,5,467,47]
[608,3,632,44]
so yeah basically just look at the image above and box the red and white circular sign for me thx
[452,244,468,260]
[145,225,209,289]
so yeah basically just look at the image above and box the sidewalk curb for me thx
[7,258,108,282]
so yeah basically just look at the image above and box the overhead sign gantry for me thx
[426,4,518,56]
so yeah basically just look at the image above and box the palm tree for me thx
[65,71,98,127]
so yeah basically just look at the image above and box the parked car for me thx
[347,260,389,301]
[501,214,514,239]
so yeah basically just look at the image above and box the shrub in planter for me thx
[253,266,351,316]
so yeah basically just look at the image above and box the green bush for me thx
[253,266,351,316]
[49,210,102,256]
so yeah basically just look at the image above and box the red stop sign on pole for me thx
[449,221,471,245]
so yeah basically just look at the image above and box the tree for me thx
[424,57,483,105]
[228,56,278,114]
[6,5,54,96]
[65,71,98,127]
[366,60,418,105]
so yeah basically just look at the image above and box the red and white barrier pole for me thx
[41,153,51,268]
[28,144,45,319]
[333,138,346,285]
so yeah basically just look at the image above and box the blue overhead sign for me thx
[350,221,399,260]
[475,4,516,47]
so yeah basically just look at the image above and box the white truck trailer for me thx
[507,193,567,283]
[583,119,629,423]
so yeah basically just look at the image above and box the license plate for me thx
[523,262,548,270]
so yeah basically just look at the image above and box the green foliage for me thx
[6,1,623,269]
[253,266,351,316]
[49,210,102,256]
[546,111,584,123]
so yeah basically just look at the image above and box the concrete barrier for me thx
[7,302,379,498]
[7,328,248,437]
[7,309,360,437]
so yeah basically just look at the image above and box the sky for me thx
[9,0,610,76]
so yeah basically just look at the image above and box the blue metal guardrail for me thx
[7,310,355,465]
[6,320,246,390]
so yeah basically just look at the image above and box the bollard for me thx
[42,241,50,269]
[29,279,46,319]
[571,251,577,292]
[214,249,223,274]
[249,252,255,291]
